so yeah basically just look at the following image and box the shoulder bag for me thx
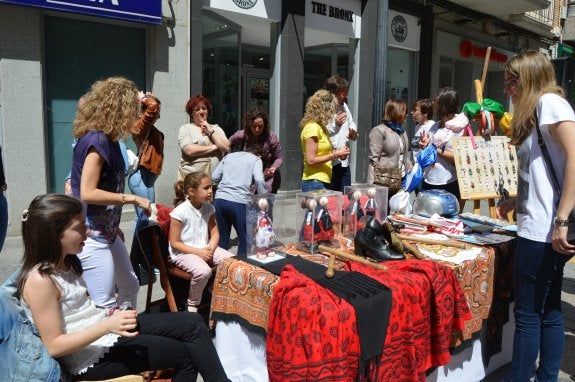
[373,164,402,195]
[128,127,152,175]
[535,117,575,222]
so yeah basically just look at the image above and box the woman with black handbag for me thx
[496,51,575,382]
[368,98,412,197]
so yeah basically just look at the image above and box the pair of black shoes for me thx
[354,218,405,262]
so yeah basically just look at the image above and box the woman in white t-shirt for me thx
[410,98,435,162]
[419,88,469,200]
[496,51,575,382]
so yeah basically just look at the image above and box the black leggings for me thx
[76,312,229,382]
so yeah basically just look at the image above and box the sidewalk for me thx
[2,217,575,381]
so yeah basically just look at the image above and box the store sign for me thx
[0,0,162,24]
[305,0,361,38]
[232,0,257,9]
[310,1,354,22]
[207,0,280,21]
[460,40,508,63]
[387,10,419,51]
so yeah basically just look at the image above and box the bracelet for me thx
[554,217,569,227]
[121,194,126,205]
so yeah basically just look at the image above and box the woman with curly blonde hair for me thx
[300,89,350,191]
[71,76,151,309]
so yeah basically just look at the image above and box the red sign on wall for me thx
[460,40,507,63]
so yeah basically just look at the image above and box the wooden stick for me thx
[474,79,483,106]
[480,46,492,91]
[401,240,424,260]
[326,254,336,278]
[318,245,388,271]
[397,234,469,249]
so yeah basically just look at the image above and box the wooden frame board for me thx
[452,136,518,201]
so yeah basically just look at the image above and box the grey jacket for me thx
[367,124,412,184]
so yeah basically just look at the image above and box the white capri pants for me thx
[78,236,140,308]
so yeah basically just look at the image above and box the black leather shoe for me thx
[354,219,405,262]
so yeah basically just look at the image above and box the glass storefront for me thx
[304,44,350,99]
[203,11,240,137]
[387,46,417,134]
[44,17,145,193]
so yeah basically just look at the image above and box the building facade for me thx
[0,0,558,238]
[0,0,190,237]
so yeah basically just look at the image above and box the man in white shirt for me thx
[324,75,358,192]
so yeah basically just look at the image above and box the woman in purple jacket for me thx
[229,108,283,193]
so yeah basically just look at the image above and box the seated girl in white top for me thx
[17,193,230,381]
[168,171,234,312]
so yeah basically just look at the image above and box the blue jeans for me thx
[0,192,7,252]
[509,237,572,381]
[328,164,351,193]
[128,167,158,221]
[301,179,328,192]
[214,199,247,258]
[128,168,158,280]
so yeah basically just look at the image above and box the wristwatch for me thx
[554,217,570,227]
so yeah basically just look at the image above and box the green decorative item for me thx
[462,98,505,120]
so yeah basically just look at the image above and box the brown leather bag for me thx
[372,164,401,195]
[138,126,164,175]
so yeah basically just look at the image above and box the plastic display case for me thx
[295,189,343,254]
[245,193,289,263]
[342,184,388,239]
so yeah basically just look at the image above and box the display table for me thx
[211,240,514,381]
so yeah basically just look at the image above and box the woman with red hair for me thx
[178,95,230,182]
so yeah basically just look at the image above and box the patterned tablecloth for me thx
[210,239,512,349]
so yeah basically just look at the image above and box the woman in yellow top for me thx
[300,89,350,192]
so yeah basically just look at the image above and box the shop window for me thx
[304,44,349,99]
[203,11,240,137]
[387,47,417,135]
[44,17,145,193]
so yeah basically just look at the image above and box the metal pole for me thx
[372,0,389,125]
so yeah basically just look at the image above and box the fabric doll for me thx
[301,198,317,243]
[315,196,334,243]
[254,198,276,259]
[348,190,365,232]
[364,188,379,220]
